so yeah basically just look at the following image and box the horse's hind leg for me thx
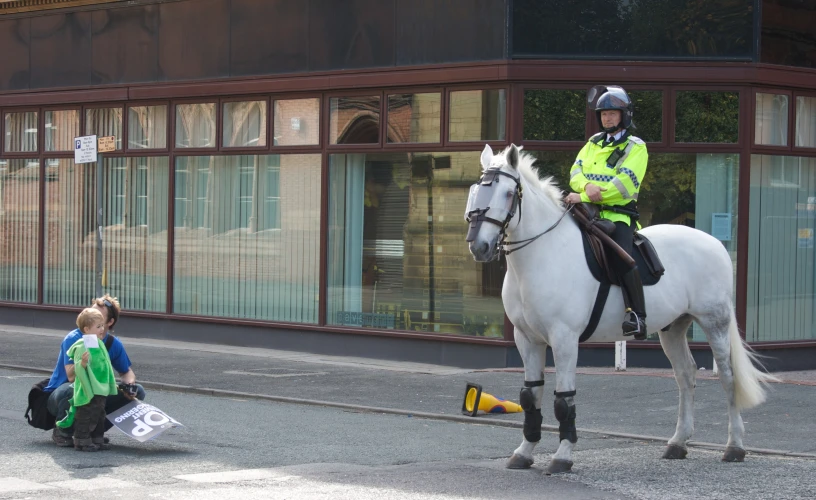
[658,315,696,459]
[506,328,547,470]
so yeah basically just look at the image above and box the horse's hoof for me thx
[545,459,573,475]
[506,453,534,469]
[662,444,688,459]
[722,446,746,462]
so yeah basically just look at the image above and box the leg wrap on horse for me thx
[519,380,544,443]
[554,390,578,444]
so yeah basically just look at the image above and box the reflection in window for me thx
[86,108,123,150]
[529,149,739,341]
[449,89,506,142]
[4,111,38,153]
[223,101,267,148]
[747,155,816,341]
[176,103,216,148]
[43,157,168,311]
[327,152,505,337]
[675,91,739,143]
[755,93,788,146]
[274,98,320,146]
[629,91,663,143]
[330,96,381,144]
[173,154,320,323]
[0,159,39,302]
[796,96,816,148]
[387,93,441,143]
[128,105,168,149]
[45,110,79,152]
[523,89,584,141]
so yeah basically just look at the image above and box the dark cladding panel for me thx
[396,0,505,65]
[230,0,309,76]
[513,0,753,60]
[0,18,30,91]
[761,0,816,68]
[91,6,159,85]
[30,13,92,89]
[309,0,395,71]
[158,0,229,81]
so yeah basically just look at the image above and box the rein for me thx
[503,203,574,256]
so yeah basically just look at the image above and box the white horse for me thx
[465,144,778,474]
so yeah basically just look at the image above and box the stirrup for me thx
[622,310,647,340]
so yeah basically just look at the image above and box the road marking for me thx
[0,477,54,493]
[175,469,298,483]
[46,477,140,491]
[224,370,327,378]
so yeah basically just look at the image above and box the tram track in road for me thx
[4,362,815,461]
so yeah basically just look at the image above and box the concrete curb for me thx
[5,363,814,460]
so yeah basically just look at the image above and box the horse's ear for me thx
[507,144,520,169]
[480,144,493,171]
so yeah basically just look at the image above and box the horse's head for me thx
[465,144,523,262]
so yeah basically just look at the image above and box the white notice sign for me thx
[74,135,98,164]
[711,213,732,241]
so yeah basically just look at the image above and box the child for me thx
[55,308,118,452]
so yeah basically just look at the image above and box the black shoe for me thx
[52,428,73,448]
[622,310,647,340]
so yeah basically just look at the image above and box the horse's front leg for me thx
[548,338,579,474]
[506,328,548,469]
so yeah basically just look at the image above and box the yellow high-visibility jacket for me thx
[569,131,648,225]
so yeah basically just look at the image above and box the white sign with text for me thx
[74,135,98,164]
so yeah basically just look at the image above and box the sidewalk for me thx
[2,325,814,457]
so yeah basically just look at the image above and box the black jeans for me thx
[73,395,107,443]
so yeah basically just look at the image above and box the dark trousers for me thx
[73,395,107,444]
[609,220,636,277]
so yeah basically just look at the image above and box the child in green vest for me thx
[55,308,118,452]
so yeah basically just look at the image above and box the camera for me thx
[118,382,138,397]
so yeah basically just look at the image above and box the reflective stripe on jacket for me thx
[569,131,648,224]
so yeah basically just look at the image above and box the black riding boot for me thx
[620,266,648,340]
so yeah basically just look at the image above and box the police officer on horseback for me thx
[564,86,648,339]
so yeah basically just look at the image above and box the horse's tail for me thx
[728,310,779,410]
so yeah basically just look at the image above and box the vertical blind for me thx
[173,154,320,322]
[0,159,39,302]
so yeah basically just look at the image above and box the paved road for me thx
[1,326,815,499]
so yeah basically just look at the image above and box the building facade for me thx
[0,0,814,369]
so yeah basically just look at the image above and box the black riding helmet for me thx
[590,86,634,133]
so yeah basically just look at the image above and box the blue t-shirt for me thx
[44,329,132,392]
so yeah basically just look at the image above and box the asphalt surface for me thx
[2,324,814,458]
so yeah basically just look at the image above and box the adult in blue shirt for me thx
[46,294,146,447]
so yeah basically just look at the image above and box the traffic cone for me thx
[461,382,523,417]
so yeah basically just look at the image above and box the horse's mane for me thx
[498,146,564,209]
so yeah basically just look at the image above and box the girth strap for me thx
[578,282,611,343]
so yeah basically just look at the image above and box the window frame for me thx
[792,89,816,153]
[220,95,271,152]
[125,101,171,152]
[752,88,794,152]
[446,84,510,147]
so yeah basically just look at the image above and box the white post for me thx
[712,357,719,375]
[615,341,627,371]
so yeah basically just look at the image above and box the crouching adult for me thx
[45,294,146,447]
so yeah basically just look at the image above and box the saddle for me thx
[569,203,665,342]
[570,203,664,287]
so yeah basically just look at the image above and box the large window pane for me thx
[128,105,168,149]
[629,90,663,143]
[387,93,441,143]
[449,89,506,142]
[747,155,816,341]
[523,89,584,141]
[274,98,320,146]
[86,108,123,151]
[327,151,504,336]
[329,96,381,144]
[4,111,38,152]
[675,91,739,143]
[176,103,216,148]
[223,101,267,148]
[44,157,168,311]
[0,159,39,302]
[530,150,739,341]
[796,96,816,148]
[45,110,80,152]
[755,93,788,146]
[173,154,320,322]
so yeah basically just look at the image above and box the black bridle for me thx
[465,167,573,261]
